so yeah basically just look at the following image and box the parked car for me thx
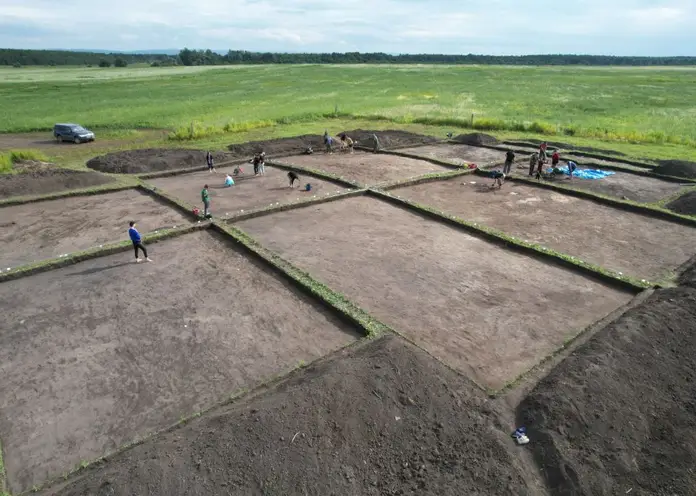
[53,123,95,143]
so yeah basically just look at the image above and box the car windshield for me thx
[71,126,87,132]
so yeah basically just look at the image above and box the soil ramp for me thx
[41,335,538,496]
[86,148,234,174]
[517,285,696,495]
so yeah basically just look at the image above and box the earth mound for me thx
[508,139,627,156]
[41,335,535,496]
[86,148,234,174]
[452,133,499,146]
[0,161,114,199]
[666,190,696,216]
[227,130,437,157]
[678,257,696,289]
[654,160,696,179]
[517,285,696,495]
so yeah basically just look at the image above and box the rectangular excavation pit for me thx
[392,178,696,282]
[235,196,633,391]
[0,188,190,269]
[147,165,350,216]
[395,143,515,166]
[0,230,358,493]
[532,170,691,203]
[276,151,452,186]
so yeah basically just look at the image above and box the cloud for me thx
[0,0,694,55]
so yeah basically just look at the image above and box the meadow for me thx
[2,64,696,162]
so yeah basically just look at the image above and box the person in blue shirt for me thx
[128,221,152,263]
[567,160,578,179]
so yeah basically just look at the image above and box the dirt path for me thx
[0,231,358,493]
[236,196,632,390]
[393,178,696,282]
[147,165,348,215]
[0,189,190,268]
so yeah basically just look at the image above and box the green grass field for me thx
[2,64,696,163]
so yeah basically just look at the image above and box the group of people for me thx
[491,143,579,188]
[323,130,356,154]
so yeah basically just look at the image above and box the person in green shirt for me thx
[201,184,210,217]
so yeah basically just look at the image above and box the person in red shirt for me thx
[552,149,560,167]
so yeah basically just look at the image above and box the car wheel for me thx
[74,136,81,144]
[56,135,62,143]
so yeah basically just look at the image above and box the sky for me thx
[1,0,695,56]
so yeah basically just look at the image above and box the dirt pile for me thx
[517,285,696,495]
[654,160,696,179]
[506,139,627,156]
[451,133,499,146]
[666,190,696,216]
[228,130,437,157]
[41,335,537,496]
[678,257,696,289]
[0,162,114,199]
[86,149,234,174]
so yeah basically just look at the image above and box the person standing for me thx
[202,184,211,217]
[206,151,216,173]
[529,152,539,176]
[551,149,560,167]
[503,149,515,175]
[128,221,151,263]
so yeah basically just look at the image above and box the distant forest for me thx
[2,48,696,67]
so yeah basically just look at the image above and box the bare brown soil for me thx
[40,335,544,496]
[517,285,696,495]
[0,163,114,199]
[666,190,696,216]
[655,159,696,178]
[396,143,516,166]
[148,165,348,215]
[277,151,451,187]
[452,133,499,146]
[227,129,436,158]
[0,231,358,493]
[0,189,189,268]
[541,169,688,203]
[236,196,632,390]
[393,178,696,281]
[86,149,236,174]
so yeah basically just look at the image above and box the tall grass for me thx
[2,65,696,149]
[0,149,48,172]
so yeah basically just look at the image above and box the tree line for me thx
[180,49,696,66]
[0,49,176,67]
[2,48,696,67]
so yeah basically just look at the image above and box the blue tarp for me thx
[550,166,615,180]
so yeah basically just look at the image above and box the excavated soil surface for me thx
[517,285,696,496]
[1,231,357,493]
[236,196,632,390]
[0,162,114,199]
[86,149,235,174]
[40,335,542,496]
